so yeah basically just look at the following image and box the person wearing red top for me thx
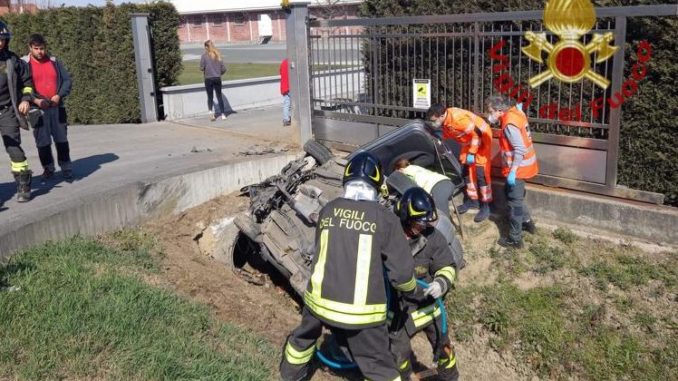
[279,59,291,126]
[23,33,73,181]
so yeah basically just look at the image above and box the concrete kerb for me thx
[482,182,678,247]
[0,153,300,260]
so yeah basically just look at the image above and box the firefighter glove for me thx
[424,277,447,299]
[466,154,475,165]
[507,169,517,187]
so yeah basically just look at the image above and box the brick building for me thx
[0,0,39,15]
[171,0,363,44]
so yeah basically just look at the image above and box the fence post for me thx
[605,16,627,188]
[285,2,313,146]
[473,22,481,113]
[130,13,158,123]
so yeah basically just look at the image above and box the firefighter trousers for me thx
[0,109,28,170]
[280,307,401,381]
[390,315,459,381]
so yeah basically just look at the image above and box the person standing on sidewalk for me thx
[279,58,291,126]
[23,33,73,182]
[200,40,226,121]
[0,21,34,202]
[485,95,538,248]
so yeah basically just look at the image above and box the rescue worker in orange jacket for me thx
[427,104,493,223]
[485,96,538,248]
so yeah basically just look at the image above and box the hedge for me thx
[2,1,182,124]
[360,0,677,206]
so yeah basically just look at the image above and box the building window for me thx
[211,14,224,26]
[232,13,246,25]
[190,16,202,27]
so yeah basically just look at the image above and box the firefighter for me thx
[427,104,493,223]
[0,21,34,202]
[393,158,457,252]
[389,187,459,381]
[485,95,538,248]
[280,152,420,381]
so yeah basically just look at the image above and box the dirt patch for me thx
[141,194,535,380]
[143,193,346,381]
[140,196,675,381]
[143,194,301,343]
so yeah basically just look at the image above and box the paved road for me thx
[0,107,298,231]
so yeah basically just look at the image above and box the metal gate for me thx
[303,4,676,203]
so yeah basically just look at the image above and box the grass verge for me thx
[449,231,677,380]
[0,230,275,380]
[178,61,279,85]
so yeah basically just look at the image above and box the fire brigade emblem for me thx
[522,0,618,89]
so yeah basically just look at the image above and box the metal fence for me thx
[306,5,676,203]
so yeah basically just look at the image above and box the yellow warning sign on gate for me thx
[413,79,431,109]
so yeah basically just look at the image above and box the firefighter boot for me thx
[437,345,459,381]
[14,170,32,202]
[457,196,479,214]
[474,202,490,223]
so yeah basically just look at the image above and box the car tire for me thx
[303,140,333,165]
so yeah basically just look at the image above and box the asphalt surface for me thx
[0,107,298,230]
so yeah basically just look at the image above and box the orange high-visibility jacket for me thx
[441,108,492,165]
[498,107,539,179]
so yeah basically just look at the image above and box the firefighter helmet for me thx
[343,151,384,190]
[395,187,438,224]
[0,21,11,41]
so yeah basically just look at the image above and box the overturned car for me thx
[232,120,466,296]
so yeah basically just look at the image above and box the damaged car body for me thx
[233,120,466,296]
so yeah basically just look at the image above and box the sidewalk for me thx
[0,107,299,256]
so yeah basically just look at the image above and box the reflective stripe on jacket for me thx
[400,165,449,194]
[498,106,539,179]
[305,198,416,329]
[399,228,456,336]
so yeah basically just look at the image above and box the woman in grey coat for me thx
[200,40,226,120]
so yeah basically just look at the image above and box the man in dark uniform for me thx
[0,21,34,202]
[390,187,459,381]
[280,152,420,381]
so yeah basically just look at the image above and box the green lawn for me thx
[177,60,279,85]
[0,230,276,381]
[449,227,678,381]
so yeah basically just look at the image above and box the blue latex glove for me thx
[516,103,524,112]
[466,153,475,165]
[507,170,517,187]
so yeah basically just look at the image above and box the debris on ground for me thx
[190,146,213,153]
[238,144,290,156]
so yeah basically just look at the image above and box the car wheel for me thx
[303,140,333,165]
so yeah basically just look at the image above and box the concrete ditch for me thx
[0,153,299,260]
